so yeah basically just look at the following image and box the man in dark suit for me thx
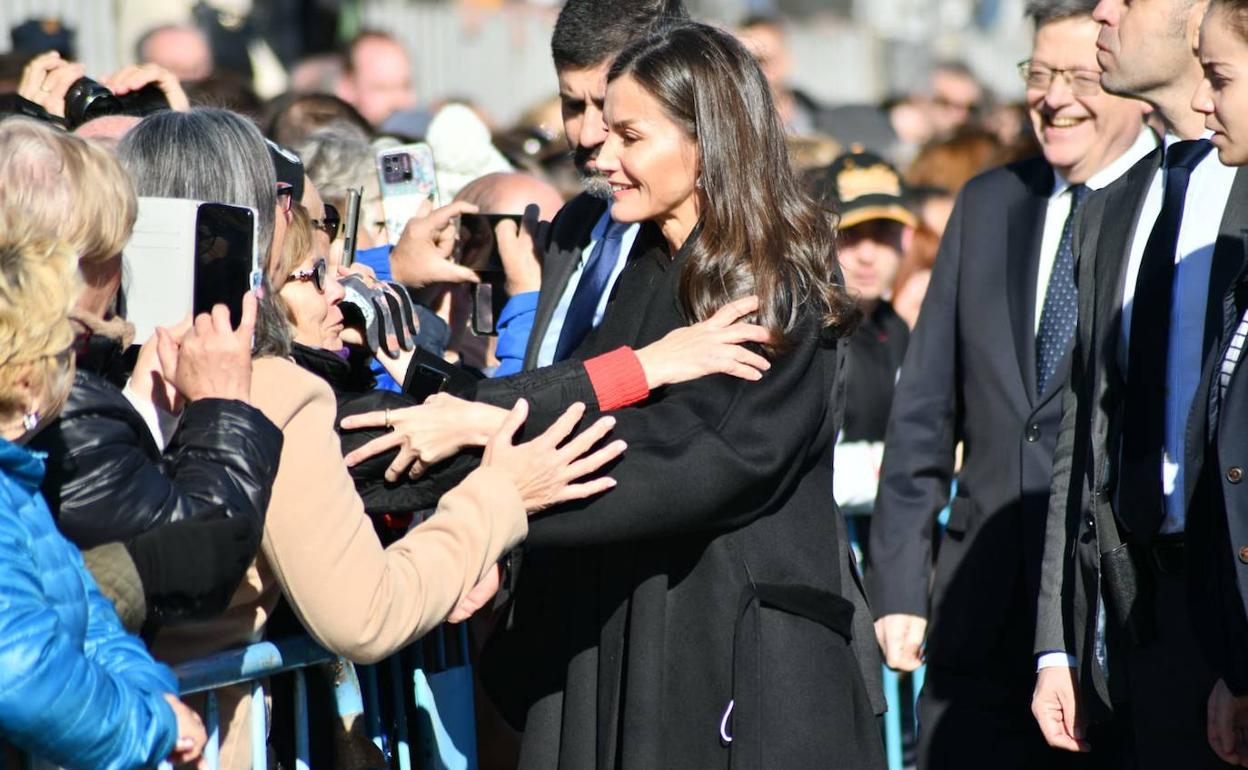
[1033,0,1248,766]
[866,2,1153,767]
[490,0,686,378]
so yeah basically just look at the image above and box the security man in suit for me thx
[866,1,1153,767]
[1033,0,1248,766]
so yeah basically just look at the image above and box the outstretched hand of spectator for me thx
[163,693,207,768]
[390,200,481,288]
[17,51,85,119]
[634,295,776,390]
[102,63,190,111]
[481,400,626,513]
[340,393,509,481]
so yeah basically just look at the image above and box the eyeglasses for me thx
[287,257,327,293]
[276,182,295,214]
[310,202,341,242]
[1018,60,1103,96]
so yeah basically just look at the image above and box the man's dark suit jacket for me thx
[1037,147,1248,712]
[868,156,1074,679]
[519,193,611,371]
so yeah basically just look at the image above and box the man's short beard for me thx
[573,145,613,199]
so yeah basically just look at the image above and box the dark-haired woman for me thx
[451,21,881,769]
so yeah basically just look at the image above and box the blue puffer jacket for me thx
[0,438,177,769]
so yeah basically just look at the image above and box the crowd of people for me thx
[4,0,1248,768]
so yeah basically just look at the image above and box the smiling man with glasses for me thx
[866,2,1154,768]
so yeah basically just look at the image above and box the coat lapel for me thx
[1006,162,1053,405]
[1184,169,1248,506]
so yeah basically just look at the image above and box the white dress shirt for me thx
[536,207,640,368]
[1034,128,1159,333]
[1118,132,1237,535]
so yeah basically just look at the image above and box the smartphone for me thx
[342,187,362,267]
[194,203,258,323]
[123,198,259,343]
[455,213,522,274]
[377,143,437,245]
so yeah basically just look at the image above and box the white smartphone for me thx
[376,142,438,246]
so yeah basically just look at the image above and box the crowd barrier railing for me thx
[5,625,480,770]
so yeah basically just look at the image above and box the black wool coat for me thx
[477,224,885,770]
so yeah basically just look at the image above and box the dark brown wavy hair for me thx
[607,22,858,347]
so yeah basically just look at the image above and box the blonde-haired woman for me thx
[0,228,205,769]
[0,116,285,634]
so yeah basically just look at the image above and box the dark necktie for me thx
[554,222,626,362]
[1035,183,1088,394]
[1119,138,1213,534]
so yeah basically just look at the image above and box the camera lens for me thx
[64,77,123,129]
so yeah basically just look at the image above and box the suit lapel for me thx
[1007,162,1053,405]
[523,197,605,370]
[1096,149,1163,393]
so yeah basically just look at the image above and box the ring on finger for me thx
[384,408,392,428]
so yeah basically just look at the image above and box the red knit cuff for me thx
[584,347,650,410]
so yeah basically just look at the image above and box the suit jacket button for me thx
[1239,546,1248,565]
[1025,424,1041,443]
[1229,467,1245,484]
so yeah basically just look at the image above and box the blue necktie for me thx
[1119,138,1213,534]
[1035,183,1088,394]
[553,222,625,362]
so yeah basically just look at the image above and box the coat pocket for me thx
[724,583,885,770]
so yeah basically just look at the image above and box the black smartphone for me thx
[456,213,522,274]
[342,187,363,267]
[194,202,257,325]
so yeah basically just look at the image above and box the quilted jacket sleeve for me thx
[34,371,283,549]
[0,505,177,769]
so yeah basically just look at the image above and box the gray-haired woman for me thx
[118,107,626,770]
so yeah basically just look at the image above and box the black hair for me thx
[551,0,688,71]
[1024,0,1099,25]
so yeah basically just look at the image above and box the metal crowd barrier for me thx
[0,626,478,770]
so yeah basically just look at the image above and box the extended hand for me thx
[482,400,626,513]
[1208,678,1248,766]
[873,612,926,672]
[340,393,508,481]
[1031,666,1089,752]
[634,295,776,389]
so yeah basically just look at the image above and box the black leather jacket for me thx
[30,365,283,627]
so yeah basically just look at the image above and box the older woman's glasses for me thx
[276,182,295,214]
[310,203,341,242]
[1017,60,1102,97]
[287,258,327,293]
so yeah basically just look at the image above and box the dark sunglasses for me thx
[276,182,295,213]
[310,202,341,242]
[287,257,327,293]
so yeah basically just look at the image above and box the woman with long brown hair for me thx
[463,20,884,769]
